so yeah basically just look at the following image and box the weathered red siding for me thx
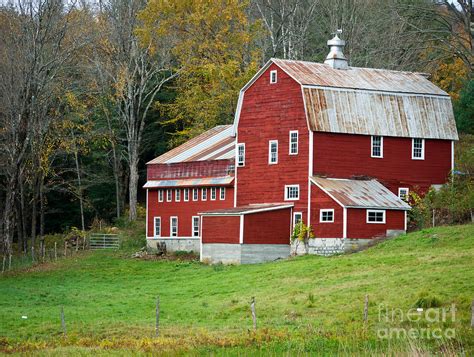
[313,132,452,194]
[243,208,292,244]
[347,209,405,239]
[201,215,240,244]
[147,187,234,237]
[310,184,343,238]
[147,159,234,180]
[236,63,309,216]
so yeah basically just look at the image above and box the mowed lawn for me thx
[1,224,473,355]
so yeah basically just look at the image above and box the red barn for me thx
[145,34,458,263]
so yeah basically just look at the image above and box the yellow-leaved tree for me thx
[138,0,263,144]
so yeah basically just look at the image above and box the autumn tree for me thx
[139,0,262,144]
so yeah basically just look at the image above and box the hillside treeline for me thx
[0,0,472,259]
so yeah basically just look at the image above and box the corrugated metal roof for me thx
[303,87,458,140]
[143,176,234,189]
[311,176,411,210]
[147,125,235,164]
[273,58,447,95]
[199,203,293,216]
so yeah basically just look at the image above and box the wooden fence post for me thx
[54,242,57,261]
[1,255,5,274]
[60,306,67,336]
[155,296,160,337]
[364,295,369,324]
[8,254,11,270]
[64,241,67,258]
[471,300,474,328]
[250,297,257,331]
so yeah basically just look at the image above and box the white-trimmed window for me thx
[237,143,245,167]
[398,187,409,202]
[158,190,163,202]
[270,70,277,84]
[154,217,161,237]
[192,216,200,237]
[220,187,226,200]
[166,189,172,202]
[412,138,425,160]
[193,188,199,201]
[367,210,386,224]
[210,187,217,200]
[371,136,383,158]
[320,209,334,223]
[184,188,189,202]
[175,189,181,202]
[201,188,207,201]
[289,131,298,155]
[285,185,300,200]
[170,216,178,237]
[268,140,278,164]
[293,212,303,227]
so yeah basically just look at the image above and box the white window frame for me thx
[170,216,178,237]
[158,190,163,202]
[220,187,226,200]
[320,209,335,223]
[268,140,278,164]
[154,217,161,237]
[237,143,245,167]
[270,70,277,84]
[192,216,200,237]
[210,187,216,200]
[366,210,386,224]
[398,187,409,201]
[293,212,303,227]
[412,138,425,160]
[284,184,300,201]
[166,189,172,202]
[193,188,199,201]
[201,188,207,201]
[289,130,298,155]
[184,188,189,202]
[175,189,181,202]
[371,135,383,158]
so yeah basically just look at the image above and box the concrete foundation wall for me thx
[291,238,372,256]
[201,243,290,264]
[147,238,200,253]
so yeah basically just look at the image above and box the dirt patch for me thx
[131,250,198,262]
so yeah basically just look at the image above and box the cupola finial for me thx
[324,29,348,70]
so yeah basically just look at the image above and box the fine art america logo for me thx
[377,304,456,339]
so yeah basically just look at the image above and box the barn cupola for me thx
[324,30,348,70]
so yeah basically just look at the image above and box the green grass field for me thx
[1,224,473,355]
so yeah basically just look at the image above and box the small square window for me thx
[293,212,303,227]
[320,209,334,223]
[367,210,386,224]
[270,70,277,84]
[285,185,299,200]
[289,131,298,155]
[398,188,409,202]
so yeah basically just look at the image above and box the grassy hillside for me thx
[1,224,473,355]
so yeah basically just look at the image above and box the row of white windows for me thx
[153,216,200,238]
[236,131,298,167]
[372,136,425,160]
[158,187,226,203]
[293,209,388,225]
[237,135,426,167]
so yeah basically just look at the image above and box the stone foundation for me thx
[147,238,200,253]
[201,243,290,264]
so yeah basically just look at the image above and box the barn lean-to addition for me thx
[144,34,458,264]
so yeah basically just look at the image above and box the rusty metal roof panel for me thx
[143,176,234,189]
[147,125,235,164]
[303,87,458,140]
[311,177,411,210]
[273,58,447,95]
[199,203,293,216]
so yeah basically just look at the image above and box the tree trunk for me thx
[31,178,38,260]
[128,149,139,221]
[111,142,121,219]
[39,177,45,258]
[19,176,28,253]
[71,130,86,232]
